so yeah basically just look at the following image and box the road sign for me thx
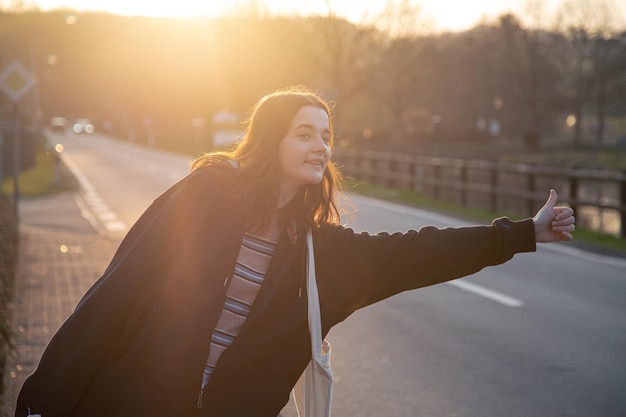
[0,61,36,102]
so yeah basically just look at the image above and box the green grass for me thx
[566,228,626,253]
[343,177,626,254]
[1,150,75,196]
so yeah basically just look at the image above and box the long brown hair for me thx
[192,86,342,231]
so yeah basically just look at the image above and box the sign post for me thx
[0,60,36,215]
[0,133,4,185]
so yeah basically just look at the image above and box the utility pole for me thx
[0,60,37,217]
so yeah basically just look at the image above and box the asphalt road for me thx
[49,131,626,417]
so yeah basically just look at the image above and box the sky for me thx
[13,0,626,32]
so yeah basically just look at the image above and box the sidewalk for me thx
[0,192,120,416]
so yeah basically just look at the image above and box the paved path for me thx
[0,192,119,416]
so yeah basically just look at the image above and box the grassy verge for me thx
[344,178,626,254]
[1,149,75,196]
[498,146,626,170]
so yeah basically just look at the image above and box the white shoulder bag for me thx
[290,229,334,417]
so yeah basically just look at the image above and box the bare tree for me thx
[368,0,433,142]
[518,0,549,147]
[554,0,623,145]
[302,0,381,136]
[589,33,626,146]
[374,0,433,38]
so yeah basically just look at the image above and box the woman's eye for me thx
[298,133,311,139]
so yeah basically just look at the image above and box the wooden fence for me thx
[334,148,626,238]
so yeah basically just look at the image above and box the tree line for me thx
[0,3,625,153]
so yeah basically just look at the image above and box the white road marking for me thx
[60,152,127,234]
[447,279,524,307]
[59,151,96,194]
[104,221,127,232]
[96,212,117,221]
[74,195,102,233]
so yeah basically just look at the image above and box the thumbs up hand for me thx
[533,189,576,243]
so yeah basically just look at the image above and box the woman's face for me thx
[277,105,331,197]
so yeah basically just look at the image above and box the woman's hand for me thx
[533,189,575,243]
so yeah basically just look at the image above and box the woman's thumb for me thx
[544,189,558,209]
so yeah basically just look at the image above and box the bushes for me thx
[0,192,18,398]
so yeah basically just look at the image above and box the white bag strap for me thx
[306,229,323,353]
[290,229,333,417]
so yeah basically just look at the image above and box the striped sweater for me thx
[201,232,278,389]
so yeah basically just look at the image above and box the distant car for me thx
[50,117,67,132]
[72,118,94,134]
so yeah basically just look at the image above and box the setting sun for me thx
[37,0,232,18]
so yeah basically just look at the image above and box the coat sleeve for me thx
[15,167,222,417]
[314,217,536,318]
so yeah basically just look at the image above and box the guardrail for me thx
[334,148,626,238]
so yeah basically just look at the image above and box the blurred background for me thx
[1,0,626,236]
[1,0,625,151]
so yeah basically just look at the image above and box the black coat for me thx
[15,167,536,417]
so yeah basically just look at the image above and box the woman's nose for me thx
[313,136,329,152]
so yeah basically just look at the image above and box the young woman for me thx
[15,86,575,417]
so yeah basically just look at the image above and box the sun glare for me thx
[32,0,540,32]
[38,0,231,18]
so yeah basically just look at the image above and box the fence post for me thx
[389,155,397,188]
[460,162,467,207]
[433,160,441,200]
[619,176,626,238]
[527,171,535,216]
[569,173,578,221]
[490,164,497,212]
[408,157,416,191]
[414,157,424,193]
[366,152,375,183]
